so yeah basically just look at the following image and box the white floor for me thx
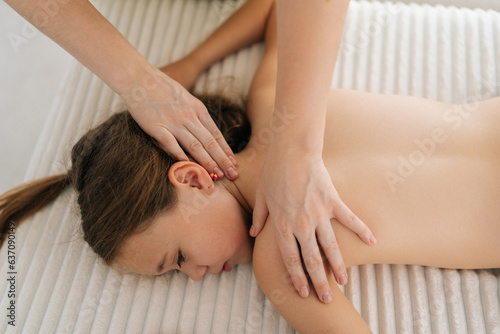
[0,1,72,193]
[1,0,499,195]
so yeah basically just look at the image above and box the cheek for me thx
[206,219,246,257]
[193,192,252,263]
[222,202,249,238]
[221,207,253,260]
[201,198,251,260]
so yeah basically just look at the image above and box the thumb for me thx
[250,185,269,237]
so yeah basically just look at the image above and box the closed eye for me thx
[177,251,185,268]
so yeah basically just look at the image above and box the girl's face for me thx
[115,161,253,281]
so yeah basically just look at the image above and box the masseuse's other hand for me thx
[251,149,376,303]
[122,65,238,180]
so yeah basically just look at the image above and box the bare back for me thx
[251,89,500,333]
[245,3,500,332]
[243,25,500,270]
[323,90,500,269]
[239,0,500,271]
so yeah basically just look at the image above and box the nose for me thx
[186,265,209,282]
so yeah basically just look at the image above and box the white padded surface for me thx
[0,1,499,333]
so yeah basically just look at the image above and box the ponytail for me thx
[0,174,71,247]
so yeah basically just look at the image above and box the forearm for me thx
[273,0,350,154]
[187,0,275,73]
[5,0,151,96]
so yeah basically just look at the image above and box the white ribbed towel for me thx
[1,1,499,333]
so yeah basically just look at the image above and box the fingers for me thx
[333,199,377,246]
[180,125,236,180]
[153,128,190,161]
[301,243,334,303]
[155,118,238,180]
[196,114,239,179]
[276,218,333,304]
[250,185,269,237]
[172,99,237,179]
[316,221,348,286]
[276,229,311,299]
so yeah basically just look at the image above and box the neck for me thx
[220,176,252,214]
[220,143,267,212]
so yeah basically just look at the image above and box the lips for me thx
[223,261,232,272]
[217,261,232,275]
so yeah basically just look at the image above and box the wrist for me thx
[268,131,324,158]
[118,63,189,113]
[269,118,325,156]
[112,57,156,97]
[187,49,212,75]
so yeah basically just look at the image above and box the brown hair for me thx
[0,95,250,265]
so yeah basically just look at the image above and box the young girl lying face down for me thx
[1,0,500,332]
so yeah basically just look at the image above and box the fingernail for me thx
[249,225,255,236]
[300,286,309,298]
[370,236,377,245]
[339,274,347,285]
[229,155,237,166]
[213,167,224,179]
[227,166,238,179]
[322,291,332,303]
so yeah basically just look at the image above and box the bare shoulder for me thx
[252,221,372,333]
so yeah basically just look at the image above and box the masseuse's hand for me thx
[122,65,238,180]
[251,148,376,303]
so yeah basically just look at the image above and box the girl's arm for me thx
[160,0,275,90]
[253,221,372,333]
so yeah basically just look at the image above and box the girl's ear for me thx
[168,161,215,194]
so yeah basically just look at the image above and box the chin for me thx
[241,252,253,265]
[238,242,254,265]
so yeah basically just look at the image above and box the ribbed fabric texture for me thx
[0,1,499,333]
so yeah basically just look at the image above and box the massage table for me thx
[1,0,499,332]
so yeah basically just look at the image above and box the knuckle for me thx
[211,128,224,141]
[188,139,203,152]
[204,137,219,150]
[155,131,173,145]
[192,99,206,112]
[296,217,313,239]
[284,255,302,268]
[201,159,216,170]
[181,110,196,122]
[304,254,322,272]
[334,265,346,275]
[252,212,263,225]
[322,239,340,254]
[276,219,290,236]
[315,280,331,292]
[345,212,357,228]
[157,133,180,152]
[218,157,233,170]
[252,219,262,230]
